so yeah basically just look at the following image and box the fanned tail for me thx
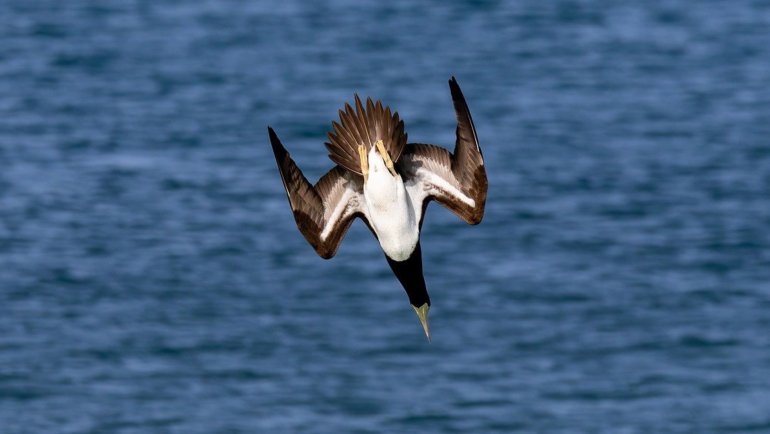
[325,95,407,176]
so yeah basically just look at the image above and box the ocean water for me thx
[2,1,770,433]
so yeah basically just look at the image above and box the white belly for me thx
[364,155,419,261]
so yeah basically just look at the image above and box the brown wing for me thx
[269,127,367,259]
[325,95,407,176]
[398,77,487,226]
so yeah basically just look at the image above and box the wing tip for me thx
[267,126,288,159]
[468,213,484,225]
[448,76,463,100]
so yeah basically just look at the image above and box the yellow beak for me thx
[412,303,431,342]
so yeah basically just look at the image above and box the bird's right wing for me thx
[398,77,488,226]
[269,127,367,259]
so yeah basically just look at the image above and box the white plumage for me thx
[363,146,419,261]
[268,77,487,340]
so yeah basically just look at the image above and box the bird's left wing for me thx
[269,127,367,259]
[398,77,488,227]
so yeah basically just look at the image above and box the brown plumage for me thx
[268,76,486,259]
[268,77,487,340]
[398,78,488,226]
[325,95,406,176]
[269,128,367,259]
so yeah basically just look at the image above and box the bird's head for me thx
[385,243,431,342]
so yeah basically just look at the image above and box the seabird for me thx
[268,77,487,341]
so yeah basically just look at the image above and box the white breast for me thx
[363,148,419,261]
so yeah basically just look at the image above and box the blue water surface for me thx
[1,1,770,433]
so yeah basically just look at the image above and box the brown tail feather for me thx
[325,95,407,176]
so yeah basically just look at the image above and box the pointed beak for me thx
[412,303,431,342]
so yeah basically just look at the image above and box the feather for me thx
[325,95,407,176]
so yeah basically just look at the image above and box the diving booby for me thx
[268,77,487,341]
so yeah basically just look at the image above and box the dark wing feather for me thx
[269,127,366,259]
[398,77,487,226]
[325,94,407,176]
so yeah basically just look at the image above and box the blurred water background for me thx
[2,1,770,433]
